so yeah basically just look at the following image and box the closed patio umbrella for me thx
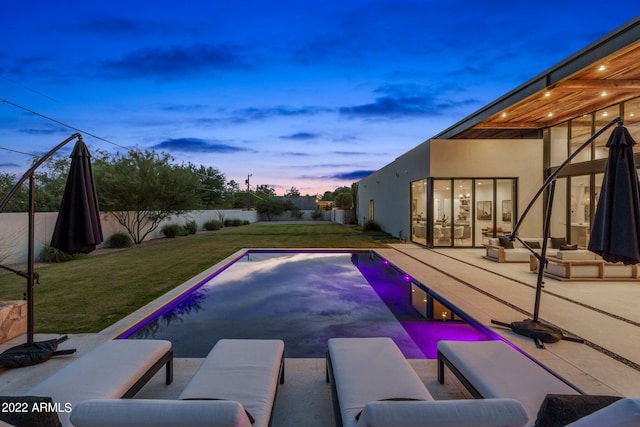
[588,124,640,265]
[50,137,103,254]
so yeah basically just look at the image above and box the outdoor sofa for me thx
[326,337,529,427]
[484,237,563,263]
[530,250,640,280]
[70,339,284,427]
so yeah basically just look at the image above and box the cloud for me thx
[101,44,250,78]
[231,106,332,123]
[280,132,319,140]
[151,138,252,153]
[76,17,146,36]
[329,170,375,180]
[340,83,480,119]
[0,162,21,168]
[162,104,209,112]
[284,152,310,156]
[331,151,367,156]
[19,126,68,135]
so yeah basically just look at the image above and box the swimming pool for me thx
[120,250,496,358]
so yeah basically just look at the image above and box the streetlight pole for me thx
[245,174,252,210]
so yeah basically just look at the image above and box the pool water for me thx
[122,251,493,357]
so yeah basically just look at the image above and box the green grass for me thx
[0,223,391,334]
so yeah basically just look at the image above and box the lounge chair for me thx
[178,339,284,427]
[327,337,528,427]
[71,339,284,427]
[437,340,581,425]
[26,339,173,427]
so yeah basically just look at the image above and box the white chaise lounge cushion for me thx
[355,399,528,427]
[70,399,252,427]
[565,398,640,427]
[328,337,433,427]
[179,339,284,427]
[27,339,172,427]
[437,340,579,424]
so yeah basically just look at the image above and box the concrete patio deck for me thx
[1,243,638,426]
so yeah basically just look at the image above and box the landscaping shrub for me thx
[38,245,75,263]
[106,232,133,248]
[161,223,187,238]
[203,219,222,231]
[363,220,382,232]
[311,210,324,221]
[242,220,250,225]
[224,218,243,227]
[184,220,198,235]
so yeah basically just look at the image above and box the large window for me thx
[570,114,593,163]
[432,178,515,247]
[547,96,640,246]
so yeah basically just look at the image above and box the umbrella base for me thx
[491,319,583,349]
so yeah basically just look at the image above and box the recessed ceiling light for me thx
[601,91,607,97]
[544,91,551,97]
[501,112,507,118]
[598,65,606,71]
[603,111,609,117]
[548,112,554,117]
[630,113,636,117]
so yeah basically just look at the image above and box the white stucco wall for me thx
[358,141,431,240]
[0,209,259,265]
[358,137,545,242]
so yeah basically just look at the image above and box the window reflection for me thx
[410,179,427,245]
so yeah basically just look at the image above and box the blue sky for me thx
[1,2,639,196]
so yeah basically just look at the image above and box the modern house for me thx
[358,16,640,248]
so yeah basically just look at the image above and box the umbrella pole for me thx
[0,133,82,345]
[533,178,556,323]
[491,118,623,347]
[26,175,35,344]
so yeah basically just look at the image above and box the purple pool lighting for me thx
[121,250,497,358]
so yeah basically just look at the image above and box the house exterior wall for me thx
[358,141,430,240]
[358,137,544,241]
[430,138,544,238]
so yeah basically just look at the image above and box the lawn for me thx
[0,223,391,334]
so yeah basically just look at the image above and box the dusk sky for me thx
[2,2,640,196]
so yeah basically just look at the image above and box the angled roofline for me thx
[430,15,640,141]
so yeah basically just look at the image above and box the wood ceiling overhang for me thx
[434,17,640,140]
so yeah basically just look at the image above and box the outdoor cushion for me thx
[551,237,567,249]
[499,236,514,248]
[27,339,172,427]
[556,250,597,260]
[534,394,622,427]
[70,399,252,427]
[355,399,528,427]
[179,339,284,427]
[437,340,579,425]
[327,337,433,427]
[564,398,640,426]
